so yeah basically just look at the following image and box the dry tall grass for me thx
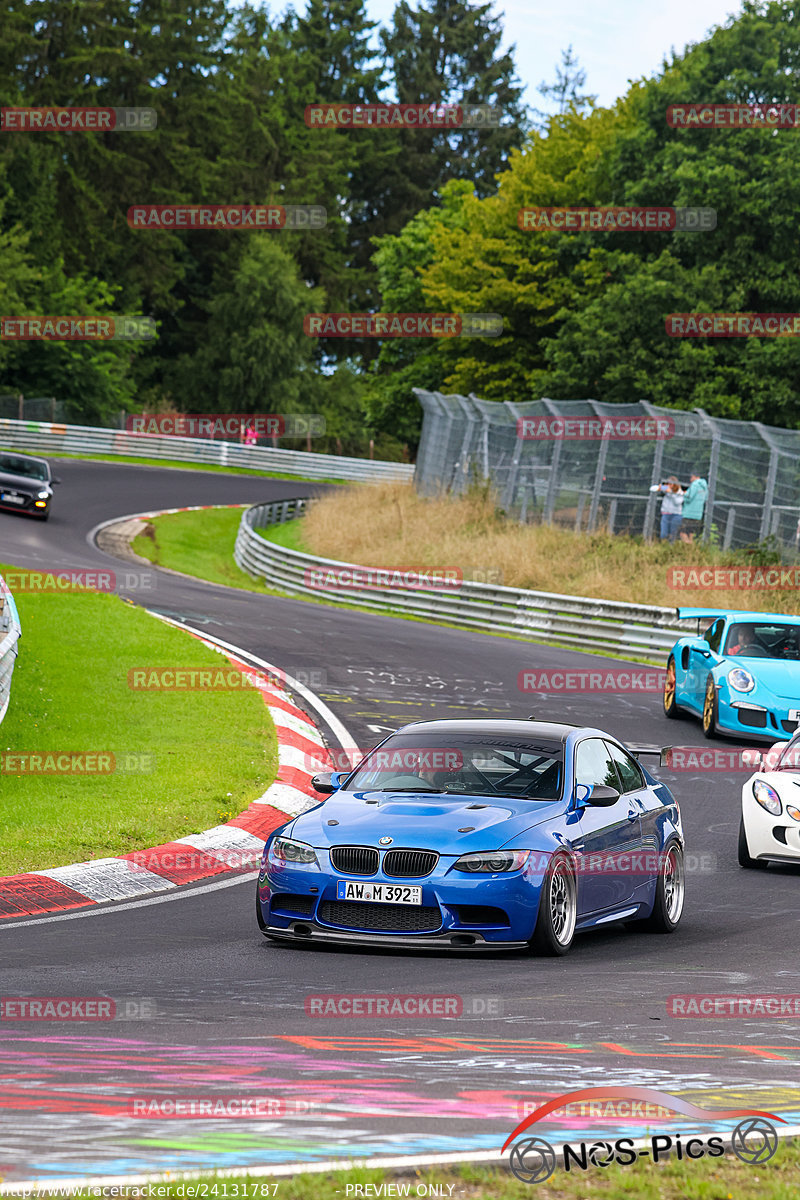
[302,482,800,615]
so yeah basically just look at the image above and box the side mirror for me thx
[574,783,620,808]
[312,772,341,794]
[51,477,62,484]
[586,784,621,807]
[741,748,764,769]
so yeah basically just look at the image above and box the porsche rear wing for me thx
[629,745,671,768]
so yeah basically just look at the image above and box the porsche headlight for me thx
[753,779,782,816]
[729,668,755,693]
[36,490,50,499]
[268,837,318,867]
[453,849,530,873]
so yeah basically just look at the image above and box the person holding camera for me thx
[650,475,684,542]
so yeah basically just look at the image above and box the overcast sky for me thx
[366,0,744,111]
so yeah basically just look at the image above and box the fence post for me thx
[694,409,718,543]
[541,398,564,525]
[587,437,610,532]
[641,401,666,540]
[723,507,736,550]
[501,401,524,511]
[754,425,779,542]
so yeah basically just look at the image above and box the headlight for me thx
[268,837,318,867]
[787,805,800,822]
[36,490,49,499]
[453,849,530,873]
[753,780,782,815]
[728,668,755,693]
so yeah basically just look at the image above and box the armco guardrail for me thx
[0,418,414,484]
[0,575,22,725]
[235,501,686,662]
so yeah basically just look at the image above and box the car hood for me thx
[723,658,800,700]
[0,470,47,492]
[293,789,566,853]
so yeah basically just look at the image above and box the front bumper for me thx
[259,853,543,946]
[263,919,528,951]
[719,692,800,740]
[742,782,800,863]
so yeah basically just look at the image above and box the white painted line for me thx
[0,871,259,930]
[151,614,358,756]
[37,858,175,901]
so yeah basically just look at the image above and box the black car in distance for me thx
[0,452,60,521]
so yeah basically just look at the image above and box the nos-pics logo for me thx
[502,1087,782,1184]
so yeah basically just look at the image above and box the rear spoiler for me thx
[629,745,671,768]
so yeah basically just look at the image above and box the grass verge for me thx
[299,481,800,615]
[5,1145,799,1198]
[0,564,276,874]
[132,508,278,593]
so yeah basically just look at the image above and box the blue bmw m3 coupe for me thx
[256,719,684,955]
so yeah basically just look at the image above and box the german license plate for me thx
[789,710,800,723]
[1,494,24,505]
[336,880,422,904]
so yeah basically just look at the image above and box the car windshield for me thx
[775,739,800,770]
[0,454,48,482]
[341,732,565,801]
[724,622,800,660]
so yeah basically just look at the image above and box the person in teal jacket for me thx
[680,472,708,543]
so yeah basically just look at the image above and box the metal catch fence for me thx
[413,391,800,555]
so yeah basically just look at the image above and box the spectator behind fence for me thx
[680,471,709,543]
[650,476,684,542]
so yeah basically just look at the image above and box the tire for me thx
[643,842,684,933]
[36,511,49,522]
[738,816,766,869]
[529,853,577,956]
[701,676,718,739]
[663,656,681,719]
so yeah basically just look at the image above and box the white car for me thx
[739,734,800,868]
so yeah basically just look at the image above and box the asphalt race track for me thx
[2,458,799,1183]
